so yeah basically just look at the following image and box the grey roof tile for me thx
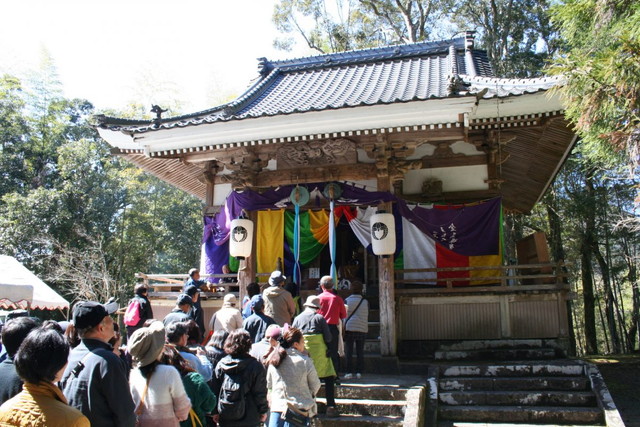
[94,37,560,134]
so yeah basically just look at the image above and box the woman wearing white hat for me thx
[209,294,243,333]
[128,321,191,426]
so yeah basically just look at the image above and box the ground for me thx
[585,355,640,427]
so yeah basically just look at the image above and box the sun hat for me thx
[127,321,166,368]
[223,293,237,307]
[303,295,321,310]
[268,271,286,286]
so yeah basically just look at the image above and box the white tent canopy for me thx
[0,255,69,311]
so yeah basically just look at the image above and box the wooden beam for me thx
[251,163,378,188]
[421,154,486,169]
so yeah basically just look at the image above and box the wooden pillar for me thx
[375,136,397,356]
[237,210,258,301]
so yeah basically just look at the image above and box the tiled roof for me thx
[94,36,559,134]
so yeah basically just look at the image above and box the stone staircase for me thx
[429,340,620,426]
[312,374,427,426]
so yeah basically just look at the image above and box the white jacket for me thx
[344,294,369,333]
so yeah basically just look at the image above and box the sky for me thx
[0,0,310,113]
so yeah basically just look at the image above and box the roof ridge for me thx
[258,37,467,75]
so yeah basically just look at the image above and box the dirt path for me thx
[587,355,640,427]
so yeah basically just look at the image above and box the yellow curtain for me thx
[257,209,284,274]
[308,209,330,244]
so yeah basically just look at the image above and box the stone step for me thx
[316,397,406,417]
[317,384,408,400]
[312,413,403,426]
[439,376,591,391]
[439,390,597,407]
[338,354,401,374]
[438,405,604,425]
[435,348,558,361]
[439,362,585,378]
[437,422,606,427]
[438,339,564,352]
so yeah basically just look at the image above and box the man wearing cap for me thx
[317,275,347,378]
[184,285,205,342]
[60,300,136,427]
[262,270,295,326]
[242,295,276,343]
[209,294,242,333]
[163,294,193,328]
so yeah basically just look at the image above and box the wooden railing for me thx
[134,272,271,299]
[395,262,568,289]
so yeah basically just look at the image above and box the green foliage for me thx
[272,0,453,53]
[549,0,640,168]
[0,62,203,306]
[272,0,556,77]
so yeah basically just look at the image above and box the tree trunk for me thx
[581,239,598,354]
[544,192,576,355]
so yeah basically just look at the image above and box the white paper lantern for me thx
[370,211,396,256]
[230,219,254,259]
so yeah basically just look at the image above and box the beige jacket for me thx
[263,286,295,326]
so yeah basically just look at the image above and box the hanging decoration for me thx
[370,210,396,256]
[323,183,341,283]
[290,186,309,285]
[229,218,254,259]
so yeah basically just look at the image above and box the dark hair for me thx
[246,282,260,298]
[223,329,252,357]
[139,361,158,379]
[159,345,195,376]
[64,323,81,348]
[208,329,229,350]
[165,322,188,344]
[42,320,63,334]
[1,317,40,358]
[350,281,363,294]
[15,327,69,384]
[265,327,304,368]
[135,284,148,296]
[182,319,200,344]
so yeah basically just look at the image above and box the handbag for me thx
[188,408,203,427]
[282,402,309,427]
[135,376,151,427]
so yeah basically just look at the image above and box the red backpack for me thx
[124,299,142,326]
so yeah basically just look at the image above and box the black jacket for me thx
[213,354,268,427]
[60,339,136,427]
[0,358,22,404]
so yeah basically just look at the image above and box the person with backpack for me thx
[343,281,369,380]
[212,330,268,426]
[124,284,154,338]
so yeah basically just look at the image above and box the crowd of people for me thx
[0,269,369,427]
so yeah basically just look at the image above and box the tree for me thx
[451,0,558,77]
[272,0,453,53]
[549,0,640,171]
